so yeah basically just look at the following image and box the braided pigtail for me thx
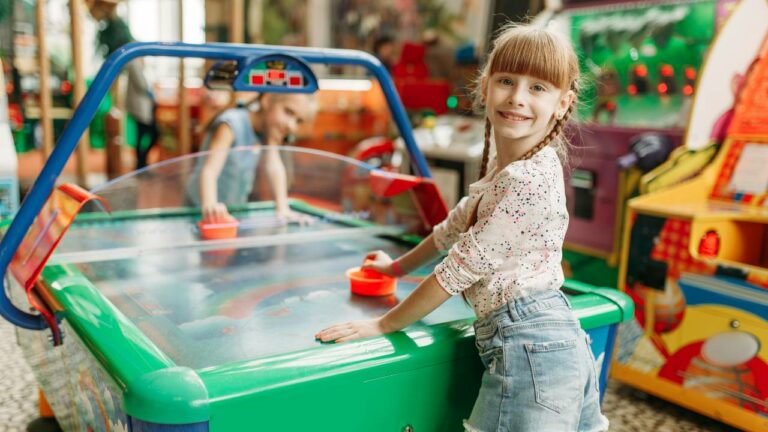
[551,80,580,164]
[478,118,493,180]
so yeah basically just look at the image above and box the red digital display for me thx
[251,74,265,85]
[268,70,285,81]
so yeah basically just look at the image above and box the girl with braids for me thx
[317,24,608,431]
[185,93,316,224]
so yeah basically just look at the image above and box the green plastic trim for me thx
[72,201,277,224]
[563,279,635,328]
[4,197,378,229]
[40,265,210,424]
[289,200,378,228]
[196,320,479,396]
[563,278,599,295]
[590,287,635,322]
[75,199,358,225]
[124,367,209,424]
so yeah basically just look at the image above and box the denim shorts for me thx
[464,290,609,432]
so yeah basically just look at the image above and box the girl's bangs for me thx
[489,31,570,89]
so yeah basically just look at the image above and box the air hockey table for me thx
[0,43,633,431]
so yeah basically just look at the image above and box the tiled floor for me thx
[0,319,741,432]
[0,320,38,431]
[601,378,741,432]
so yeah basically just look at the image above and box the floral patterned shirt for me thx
[432,145,569,319]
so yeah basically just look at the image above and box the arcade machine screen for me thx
[567,1,717,127]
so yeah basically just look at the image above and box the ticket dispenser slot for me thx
[570,169,596,220]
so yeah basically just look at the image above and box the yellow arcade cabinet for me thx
[613,34,768,431]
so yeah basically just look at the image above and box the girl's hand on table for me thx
[315,318,388,343]
[202,202,231,223]
[276,207,314,226]
[362,250,398,277]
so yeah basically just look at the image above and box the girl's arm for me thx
[397,233,442,273]
[315,273,451,343]
[263,142,313,224]
[199,123,235,221]
[262,143,290,217]
[432,195,474,252]
[365,233,442,277]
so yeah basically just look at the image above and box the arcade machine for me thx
[638,0,767,197]
[551,0,726,287]
[613,28,768,432]
[0,43,632,431]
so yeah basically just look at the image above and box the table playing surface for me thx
[48,205,473,370]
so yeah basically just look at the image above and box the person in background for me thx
[422,28,455,80]
[185,93,317,224]
[87,0,158,170]
[124,60,158,170]
[373,35,398,72]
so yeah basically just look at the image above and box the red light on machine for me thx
[657,83,668,94]
[698,230,720,258]
[634,64,648,77]
[683,84,694,96]
[267,70,285,81]
[684,67,696,80]
[6,81,13,94]
[288,74,302,87]
[8,104,23,129]
[60,80,72,95]
[660,64,674,77]
[251,73,265,85]
[627,84,638,95]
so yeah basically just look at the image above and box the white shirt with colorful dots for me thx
[432,145,569,319]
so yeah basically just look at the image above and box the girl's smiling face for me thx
[260,93,316,145]
[484,72,573,154]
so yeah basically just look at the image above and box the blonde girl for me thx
[186,93,316,224]
[317,24,608,432]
